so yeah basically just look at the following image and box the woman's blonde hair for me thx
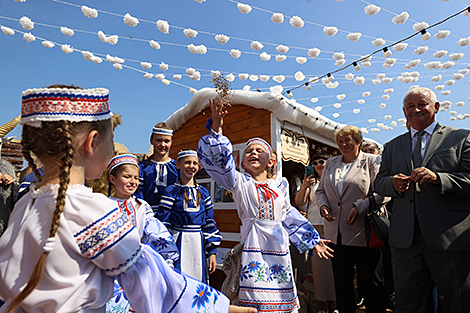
[334,125,363,146]
[6,86,112,313]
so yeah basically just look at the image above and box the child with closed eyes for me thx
[198,99,333,313]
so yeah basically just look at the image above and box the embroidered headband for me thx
[21,87,112,128]
[244,138,272,156]
[152,127,173,136]
[108,154,138,173]
[177,150,198,160]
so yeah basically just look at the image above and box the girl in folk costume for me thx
[157,149,222,283]
[134,123,179,214]
[105,154,179,313]
[0,86,256,313]
[198,100,334,313]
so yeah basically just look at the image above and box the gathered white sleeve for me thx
[117,244,229,313]
[198,129,237,191]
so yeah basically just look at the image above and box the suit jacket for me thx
[374,123,470,251]
[316,151,388,246]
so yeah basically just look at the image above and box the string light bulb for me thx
[421,29,431,41]
[287,90,293,98]
[305,82,311,91]
[327,73,334,82]
[383,47,392,58]
[353,62,361,71]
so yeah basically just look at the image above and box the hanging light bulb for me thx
[327,73,334,82]
[383,47,392,57]
[287,90,293,98]
[421,29,431,41]
[305,82,311,91]
[353,62,361,71]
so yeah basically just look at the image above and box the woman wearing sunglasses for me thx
[295,153,337,313]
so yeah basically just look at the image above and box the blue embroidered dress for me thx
[134,159,179,214]
[198,130,320,313]
[158,184,222,283]
[106,196,179,313]
[0,184,229,313]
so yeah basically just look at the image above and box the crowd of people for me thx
[0,85,468,313]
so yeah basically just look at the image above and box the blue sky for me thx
[1,0,469,154]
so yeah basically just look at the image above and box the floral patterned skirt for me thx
[238,219,299,313]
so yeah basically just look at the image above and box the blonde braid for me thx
[6,121,74,313]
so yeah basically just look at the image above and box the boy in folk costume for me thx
[157,150,222,283]
[0,86,256,313]
[198,99,333,312]
[134,123,179,215]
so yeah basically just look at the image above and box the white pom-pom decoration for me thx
[251,41,264,50]
[425,61,442,70]
[141,62,152,70]
[273,75,285,83]
[290,16,305,28]
[326,81,339,89]
[184,28,198,38]
[323,27,338,36]
[372,38,385,47]
[223,73,234,82]
[435,30,451,39]
[345,73,354,80]
[391,121,398,127]
[441,90,451,96]
[335,59,346,66]
[156,20,169,34]
[413,22,429,32]
[405,59,421,69]
[337,94,346,100]
[456,101,465,107]
[368,119,376,123]
[60,26,74,36]
[150,40,161,50]
[364,4,381,16]
[98,30,107,42]
[195,0,206,3]
[354,109,361,114]
[457,37,470,47]
[354,76,365,86]
[449,53,464,61]
[393,43,408,52]
[20,16,34,30]
[433,50,447,58]
[414,46,429,55]
[260,75,270,82]
[107,35,118,45]
[144,73,154,79]
[380,103,386,108]
[295,71,305,81]
[333,52,345,60]
[23,32,35,43]
[357,99,365,104]
[384,88,394,94]
[187,44,207,55]
[384,115,392,120]
[347,32,362,42]
[42,41,54,48]
[1,26,14,36]
[113,64,123,70]
[445,80,455,86]
[270,85,284,94]
[450,111,457,116]
[82,51,94,62]
[260,52,271,61]
[392,12,409,25]
[453,73,464,80]
[272,13,284,24]
[124,13,139,27]
[363,91,371,97]
[435,85,444,91]
[431,75,442,82]
[459,69,469,75]
[249,75,259,82]
[230,49,241,58]
[334,103,342,108]
[383,78,393,84]
[237,3,252,14]
[173,74,182,80]
[215,34,230,44]
[382,95,390,100]
[159,62,169,71]
[442,61,455,69]
[275,55,287,62]
[297,57,308,64]
[239,73,249,80]
[308,48,321,58]
[372,79,381,85]
[277,45,289,54]
[190,88,197,94]
[333,113,340,118]
[82,5,98,18]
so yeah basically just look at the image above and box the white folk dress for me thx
[198,130,320,313]
[0,184,229,313]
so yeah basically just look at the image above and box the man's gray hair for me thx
[403,87,438,106]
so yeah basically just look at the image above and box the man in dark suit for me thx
[374,87,470,313]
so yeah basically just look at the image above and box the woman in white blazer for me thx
[316,125,388,313]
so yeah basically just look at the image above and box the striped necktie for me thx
[413,130,424,168]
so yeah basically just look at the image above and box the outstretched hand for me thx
[210,99,228,133]
[229,305,258,313]
[314,239,334,259]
